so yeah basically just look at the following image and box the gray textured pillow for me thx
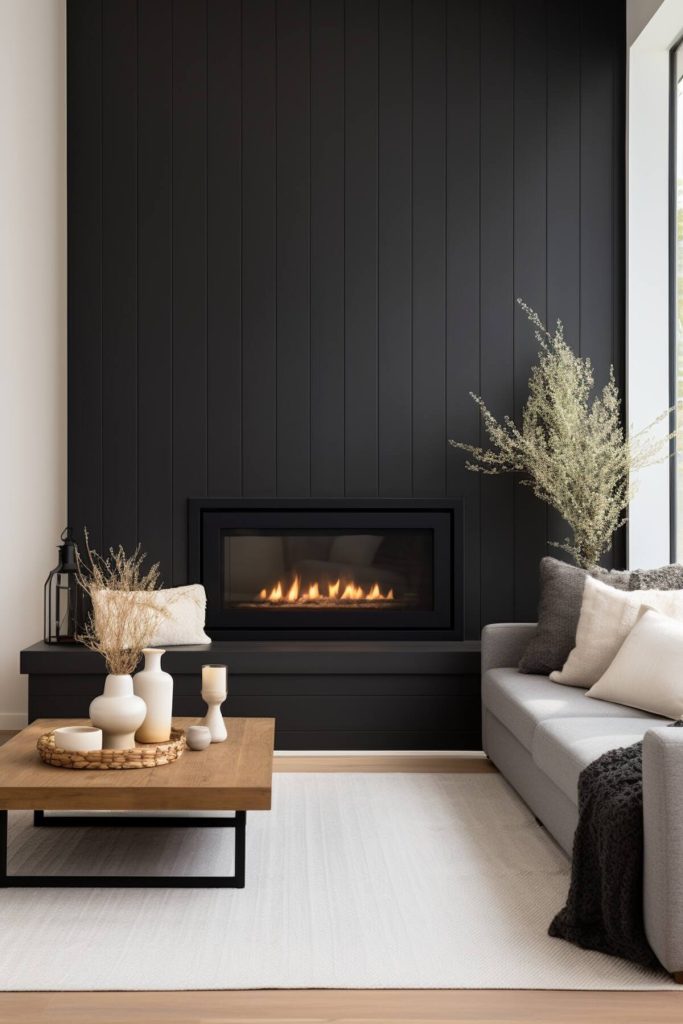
[518,557,683,676]
[629,564,683,590]
[518,557,629,676]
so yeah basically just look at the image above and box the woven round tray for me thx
[37,728,186,770]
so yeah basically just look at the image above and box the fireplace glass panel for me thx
[221,529,434,612]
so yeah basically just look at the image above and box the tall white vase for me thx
[133,648,173,743]
[89,674,147,750]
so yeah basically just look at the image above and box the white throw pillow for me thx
[93,584,211,648]
[148,585,211,645]
[586,608,682,719]
[549,576,683,688]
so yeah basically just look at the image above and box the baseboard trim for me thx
[274,752,496,773]
[0,713,27,731]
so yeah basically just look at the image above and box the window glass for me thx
[673,43,683,557]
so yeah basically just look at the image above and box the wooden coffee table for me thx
[0,717,274,889]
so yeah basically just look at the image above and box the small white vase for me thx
[89,674,147,750]
[133,648,173,743]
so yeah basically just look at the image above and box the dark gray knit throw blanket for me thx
[548,741,660,969]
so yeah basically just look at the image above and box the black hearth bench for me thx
[20,640,481,751]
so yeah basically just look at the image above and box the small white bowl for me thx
[186,725,212,751]
[53,726,103,752]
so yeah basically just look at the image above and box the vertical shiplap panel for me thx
[611,0,626,397]
[276,0,311,496]
[580,0,614,390]
[446,0,481,638]
[207,0,242,497]
[101,0,138,553]
[513,0,548,619]
[580,0,618,568]
[138,0,173,581]
[242,0,277,496]
[611,0,627,572]
[547,0,580,346]
[378,0,412,498]
[67,0,627,621]
[546,0,580,562]
[412,0,446,498]
[479,0,515,624]
[345,0,379,496]
[310,0,345,497]
[172,0,208,581]
[68,0,103,552]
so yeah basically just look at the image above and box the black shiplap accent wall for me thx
[67,0,626,638]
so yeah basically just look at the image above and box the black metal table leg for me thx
[34,812,238,829]
[233,810,246,888]
[3,809,247,888]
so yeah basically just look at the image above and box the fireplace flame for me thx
[257,576,394,605]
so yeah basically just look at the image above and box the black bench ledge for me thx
[21,640,482,750]
[21,640,481,677]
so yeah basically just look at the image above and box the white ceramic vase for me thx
[133,648,173,743]
[89,674,147,750]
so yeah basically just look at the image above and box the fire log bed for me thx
[240,574,406,608]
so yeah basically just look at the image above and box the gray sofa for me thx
[482,622,683,978]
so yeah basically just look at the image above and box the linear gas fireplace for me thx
[189,499,463,640]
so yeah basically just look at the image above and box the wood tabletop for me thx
[0,718,275,812]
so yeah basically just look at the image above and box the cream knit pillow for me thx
[93,584,211,648]
[549,576,683,688]
[586,608,681,718]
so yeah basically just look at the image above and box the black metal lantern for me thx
[44,527,83,644]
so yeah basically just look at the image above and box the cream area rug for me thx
[0,773,678,990]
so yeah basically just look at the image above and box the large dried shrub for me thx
[449,301,673,569]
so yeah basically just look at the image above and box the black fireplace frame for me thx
[188,498,463,641]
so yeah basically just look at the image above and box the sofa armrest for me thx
[643,726,683,973]
[481,622,537,674]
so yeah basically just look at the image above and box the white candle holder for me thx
[201,664,228,742]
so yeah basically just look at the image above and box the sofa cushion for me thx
[518,557,630,676]
[518,557,683,677]
[549,577,683,689]
[482,668,658,751]
[586,607,683,719]
[532,715,670,806]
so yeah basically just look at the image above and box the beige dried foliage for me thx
[76,530,167,675]
[449,300,674,569]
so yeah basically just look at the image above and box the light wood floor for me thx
[0,736,680,1022]
[1,989,682,1024]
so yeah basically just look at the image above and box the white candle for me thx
[202,663,227,697]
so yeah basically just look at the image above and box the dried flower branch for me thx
[76,530,167,675]
[449,300,675,569]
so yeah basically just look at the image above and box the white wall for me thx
[627,0,683,568]
[0,0,67,727]
[628,0,667,45]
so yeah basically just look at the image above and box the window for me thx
[628,13,674,570]
[672,41,683,557]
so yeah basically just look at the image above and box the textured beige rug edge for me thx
[0,773,678,992]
